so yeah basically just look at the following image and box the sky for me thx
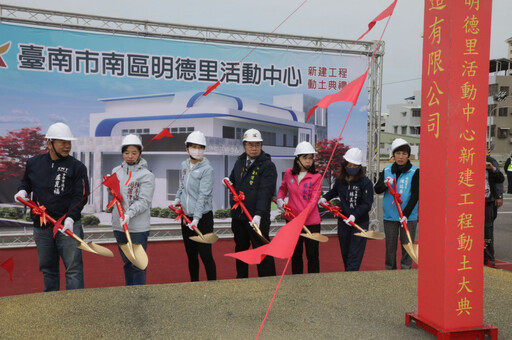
[2,0,511,113]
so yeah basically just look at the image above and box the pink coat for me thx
[277,168,322,225]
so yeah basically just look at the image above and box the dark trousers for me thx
[180,211,217,281]
[484,203,495,266]
[337,220,367,271]
[507,171,512,194]
[292,224,320,274]
[114,230,149,286]
[383,220,417,270]
[231,218,276,278]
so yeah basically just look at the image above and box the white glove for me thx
[14,190,29,202]
[187,218,199,231]
[222,177,233,188]
[400,216,408,224]
[344,214,355,226]
[250,215,261,229]
[384,177,394,186]
[170,198,181,208]
[318,197,327,207]
[60,217,74,234]
[276,198,285,211]
[121,214,130,226]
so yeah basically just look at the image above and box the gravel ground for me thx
[0,268,510,339]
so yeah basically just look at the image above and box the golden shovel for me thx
[17,197,114,257]
[385,181,418,264]
[168,205,219,244]
[301,225,329,243]
[116,202,148,270]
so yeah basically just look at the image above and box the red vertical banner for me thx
[418,0,492,332]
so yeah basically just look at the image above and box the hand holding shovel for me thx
[385,181,419,264]
[274,199,328,242]
[16,197,114,257]
[168,204,218,244]
[319,201,385,240]
[223,178,269,244]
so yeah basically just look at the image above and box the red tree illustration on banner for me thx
[0,127,46,181]
[314,138,349,188]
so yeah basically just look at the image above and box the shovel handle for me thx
[16,197,86,241]
[168,205,205,237]
[319,201,367,234]
[384,181,411,234]
[224,178,252,221]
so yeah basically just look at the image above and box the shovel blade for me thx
[190,233,218,244]
[120,243,148,270]
[354,230,386,240]
[403,242,419,265]
[300,232,329,243]
[87,242,114,257]
[77,242,99,255]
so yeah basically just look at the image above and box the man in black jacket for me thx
[224,128,276,278]
[484,155,504,267]
[15,122,90,291]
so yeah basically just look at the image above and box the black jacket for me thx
[324,176,374,226]
[19,153,90,224]
[486,155,504,203]
[229,151,277,220]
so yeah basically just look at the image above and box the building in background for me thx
[73,91,327,213]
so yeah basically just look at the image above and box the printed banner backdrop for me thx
[0,22,369,207]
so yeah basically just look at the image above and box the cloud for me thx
[0,113,39,123]
[48,114,67,122]
[11,109,30,116]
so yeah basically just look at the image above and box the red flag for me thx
[306,71,368,122]
[1,257,14,281]
[357,0,397,41]
[203,81,221,96]
[225,204,312,264]
[152,128,173,140]
[52,215,66,238]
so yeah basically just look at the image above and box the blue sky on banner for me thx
[0,22,369,148]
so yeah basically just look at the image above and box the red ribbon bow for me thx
[232,191,246,210]
[386,182,402,205]
[281,203,293,219]
[32,203,49,227]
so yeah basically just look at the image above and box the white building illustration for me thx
[73,91,327,213]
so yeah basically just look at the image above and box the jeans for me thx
[33,220,84,292]
[114,230,149,285]
[383,220,417,270]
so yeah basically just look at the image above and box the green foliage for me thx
[24,212,32,222]
[159,207,177,219]
[150,207,162,217]
[214,208,231,219]
[0,207,24,219]
[81,215,100,226]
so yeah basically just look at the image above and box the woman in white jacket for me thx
[171,131,216,281]
[111,134,155,285]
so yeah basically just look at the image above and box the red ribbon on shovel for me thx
[168,204,218,244]
[223,178,269,244]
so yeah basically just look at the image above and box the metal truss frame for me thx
[0,4,384,231]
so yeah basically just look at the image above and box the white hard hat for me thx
[185,131,206,146]
[390,138,410,154]
[243,128,263,142]
[294,141,316,156]
[121,134,142,148]
[343,147,363,165]
[45,122,76,141]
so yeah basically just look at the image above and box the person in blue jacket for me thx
[319,147,374,271]
[15,122,90,292]
[374,138,419,270]
[171,131,216,281]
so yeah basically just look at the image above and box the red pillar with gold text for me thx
[407,0,497,337]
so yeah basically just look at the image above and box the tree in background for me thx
[315,138,350,189]
[0,127,46,181]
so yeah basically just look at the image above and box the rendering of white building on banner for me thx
[72,91,327,213]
